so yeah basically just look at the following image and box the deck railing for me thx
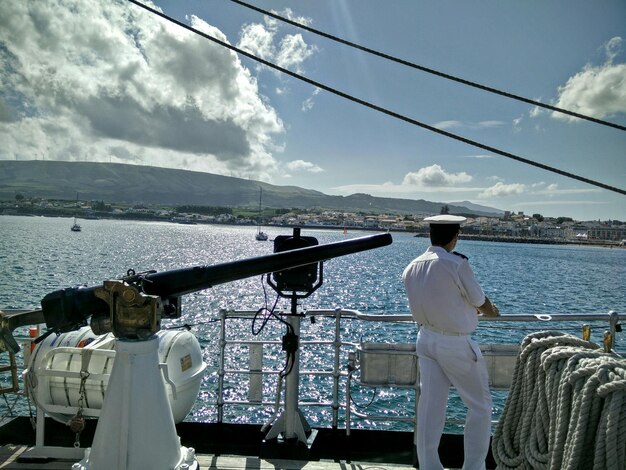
[0,309,621,437]
[210,309,621,435]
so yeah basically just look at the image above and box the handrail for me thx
[3,307,622,431]
[211,307,621,430]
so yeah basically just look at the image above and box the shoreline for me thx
[412,232,623,247]
[3,213,624,248]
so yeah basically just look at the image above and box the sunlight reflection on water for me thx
[1,216,624,431]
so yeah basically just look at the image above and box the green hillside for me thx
[0,161,502,216]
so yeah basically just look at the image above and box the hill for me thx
[0,161,503,216]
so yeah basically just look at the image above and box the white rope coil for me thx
[492,331,626,470]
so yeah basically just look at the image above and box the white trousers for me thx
[415,328,493,470]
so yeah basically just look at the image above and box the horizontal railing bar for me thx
[222,399,334,407]
[214,308,619,324]
[224,369,338,376]
[223,339,337,347]
[5,308,619,326]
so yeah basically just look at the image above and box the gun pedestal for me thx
[74,281,197,470]
[263,229,321,451]
[264,312,311,446]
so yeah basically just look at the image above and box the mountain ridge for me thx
[0,161,503,217]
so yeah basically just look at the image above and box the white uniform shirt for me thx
[402,246,486,335]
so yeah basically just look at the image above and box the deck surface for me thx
[0,445,429,469]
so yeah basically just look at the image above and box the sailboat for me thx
[71,192,82,232]
[255,187,268,241]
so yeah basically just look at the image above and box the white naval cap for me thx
[424,215,467,225]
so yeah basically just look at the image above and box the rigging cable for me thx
[128,0,626,196]
[229,0,625,133]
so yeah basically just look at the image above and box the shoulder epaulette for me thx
[452,251,468,260]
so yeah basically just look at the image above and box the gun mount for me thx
[0,232,392,353]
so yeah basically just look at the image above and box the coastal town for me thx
[2,196,625,246]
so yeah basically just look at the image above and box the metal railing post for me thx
[331,308,342,429]
[216,309,227,423]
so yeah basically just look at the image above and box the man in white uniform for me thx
[402,215,500,470]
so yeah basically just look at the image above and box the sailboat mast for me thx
[255,187,268,240]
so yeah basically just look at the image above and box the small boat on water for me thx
[0,232,623,469]
[255,187,268,241]
[70,192,81,232]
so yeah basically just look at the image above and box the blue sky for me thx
[1,1,624,221]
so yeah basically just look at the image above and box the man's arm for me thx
[477,296,500,317]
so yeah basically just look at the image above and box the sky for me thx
[0,0,625,221]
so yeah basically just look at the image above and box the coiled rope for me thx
[492,331,626,469]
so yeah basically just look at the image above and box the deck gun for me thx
[0,232,392,354]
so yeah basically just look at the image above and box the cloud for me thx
[331,183,480,195]
[403,164,472,187]
[302,88,321,112]
[552,37,626,121]
[0,0,290,180]
[237,22,276,60]
[517,200,605,207]
[237,9,317,75]
[276,34,316,73]
[286,159,324,173]
[434,120,505,130]
[479,182,527,198]
[477,120,506,128]
[434,120,463,130]
[530,183,598,196]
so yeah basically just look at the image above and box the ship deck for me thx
[0,418,477,469]
[0,445,429,470]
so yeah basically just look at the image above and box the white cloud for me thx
[529,107,542,119]
[477,120,505,129]
[403,164,473,187]
[278,8,313,27]
[434,120,463,130]
[237,22,276,60]
[0,0,294,180]
[276,34,316,73]
[237,10,317,75]
[530,183,598,196]
[517,200,605,207]
[434,120,505,130]
[331,183,480,196]
[479,182,527,198]
[302,88,321,112]
[552,37,626,121]
[286,159,324,173]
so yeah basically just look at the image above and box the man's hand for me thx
[477,297,500,317]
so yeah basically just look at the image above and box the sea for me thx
[1,215,625,432]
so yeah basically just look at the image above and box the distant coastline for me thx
[413,232,623,248]
[3,213,623,248]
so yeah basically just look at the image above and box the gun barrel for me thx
[143,232,392,297]
[39,232,392,334]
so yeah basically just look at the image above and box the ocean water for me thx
[1,215,625,431]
